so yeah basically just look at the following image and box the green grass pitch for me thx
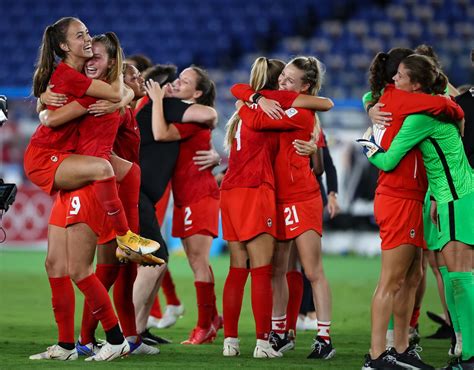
[0,249,452,369]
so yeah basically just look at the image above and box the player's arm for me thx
[292,95,334,111]
[231,83,284,119]
[39,101,88,128]
[368,114,434,171]
[182,104,218,129]
[87,85,135,117]
[237,101,307,131]
[363,90,392,127]
[85,74,123,102]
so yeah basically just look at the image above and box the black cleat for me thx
[361,350,405,369]
[269,331,294,353]
[140,329,172,345]
[307,336,336,359]
[441,356,474,370]
[394,344,434,370]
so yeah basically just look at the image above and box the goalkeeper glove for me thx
[356,127,385,158]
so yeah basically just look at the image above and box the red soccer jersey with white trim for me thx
[221,87,298,190]
[237,92,319,203]
[113,107,141,164]
[375,84,464,201]
[172,123,219,206]
[30,62,93,151]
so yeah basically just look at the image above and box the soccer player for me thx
[361,54,471,369]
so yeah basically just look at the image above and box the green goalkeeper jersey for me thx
[368,114,473,204]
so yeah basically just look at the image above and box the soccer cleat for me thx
[296,316,306,331]
[362,351,405,369]
[269,331,295,353]
[304,316,318,331]
[253,339,283,358]
[223,337,240,357]
[140,329,172,345]
[146,315,162,330]
[212,314,224,332]
[116,230,160,256]
[156,304,185,329]
[115,246,165,266]
[441,356,474,370]
[394,344,434,370]
[307,336,336,359]
[84,339,129,361]
[408,326,421,346]
[129,340,160,355]
[29,344,78,361]
[181,326,216,345]
[75,341,101,356]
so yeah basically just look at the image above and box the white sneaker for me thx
[85,339,130,361]
[29,344,78,361]
[253,339,283,358]
[304,316,318,331]
[296,316,306,331]
[157,304,185,329]
[147,315,161,330]
[223,337,240,357]
[130,341,160,355]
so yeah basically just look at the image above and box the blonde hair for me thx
[224,57,285,151]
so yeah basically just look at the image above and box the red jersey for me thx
[375,84,464,201]
[172,123,219,206]
[113,107,141,164]
[237,91,320,203]
[221,86,297,190]
[30,62,93,151]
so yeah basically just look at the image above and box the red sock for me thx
[113,263,138,337]
[76,274,118,332]
[49,276,75,344]
[92,176,129,235]
[80,264,120,344]
[195,281,213,328]
[118,163,140,234]
[410,306,421,328]
[250,265,272,340]
[150,296,162,319]
[286,270,303,332]
[223,267,249,338]
[162,269,181,306]
[209,266,218,319]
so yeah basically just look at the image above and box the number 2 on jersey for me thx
[184,207,193,226]
[284,205,299,226]
[69,196,81,215]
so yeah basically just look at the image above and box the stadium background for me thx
[0,1,472,368]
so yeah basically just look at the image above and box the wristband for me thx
[252,93,263,104]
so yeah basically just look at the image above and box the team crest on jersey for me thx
[50,155,58,162]
[410,229,415,238]
[285,107,298,117]
[267,218,273,227]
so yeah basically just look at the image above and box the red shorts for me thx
[374,193,425,250]
[172,195,219,238]
[220,184,276,242]
[48,185,107,237]
[276,196,323,241]
[24,143,71,195]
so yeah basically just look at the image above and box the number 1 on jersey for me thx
[284,205,299,226]
[235,121,242,151]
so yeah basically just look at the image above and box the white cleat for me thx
[29,344,78,361]
[223,337,240,357]
[157,304,185,329]
[253,339,283,359]
[296,316,306,331]
[147,316,161,330]
[85,339,129,361]
[304,316,318,331]
[130,341,160,355]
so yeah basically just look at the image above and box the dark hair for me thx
[92,32,124,83]
[189,65,216,107]
[33,17,79,97]
[287,56,325,95]
[415,44,441,69]
[125,54,153,72]
[401,54,448,95]
[143,64,177,86]
[368,47,414,104]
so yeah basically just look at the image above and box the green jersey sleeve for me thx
[368,114,435,171]
[362,91,372,107]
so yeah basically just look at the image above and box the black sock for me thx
[58,342,75,350]
[105,324,124,345]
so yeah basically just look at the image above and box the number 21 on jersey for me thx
[284,205,299,226]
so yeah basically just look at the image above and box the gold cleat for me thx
[116,230,160,256]
[115,247,165,266]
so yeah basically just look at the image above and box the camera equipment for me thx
[0,95,7,126]
[0,180,17,213]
